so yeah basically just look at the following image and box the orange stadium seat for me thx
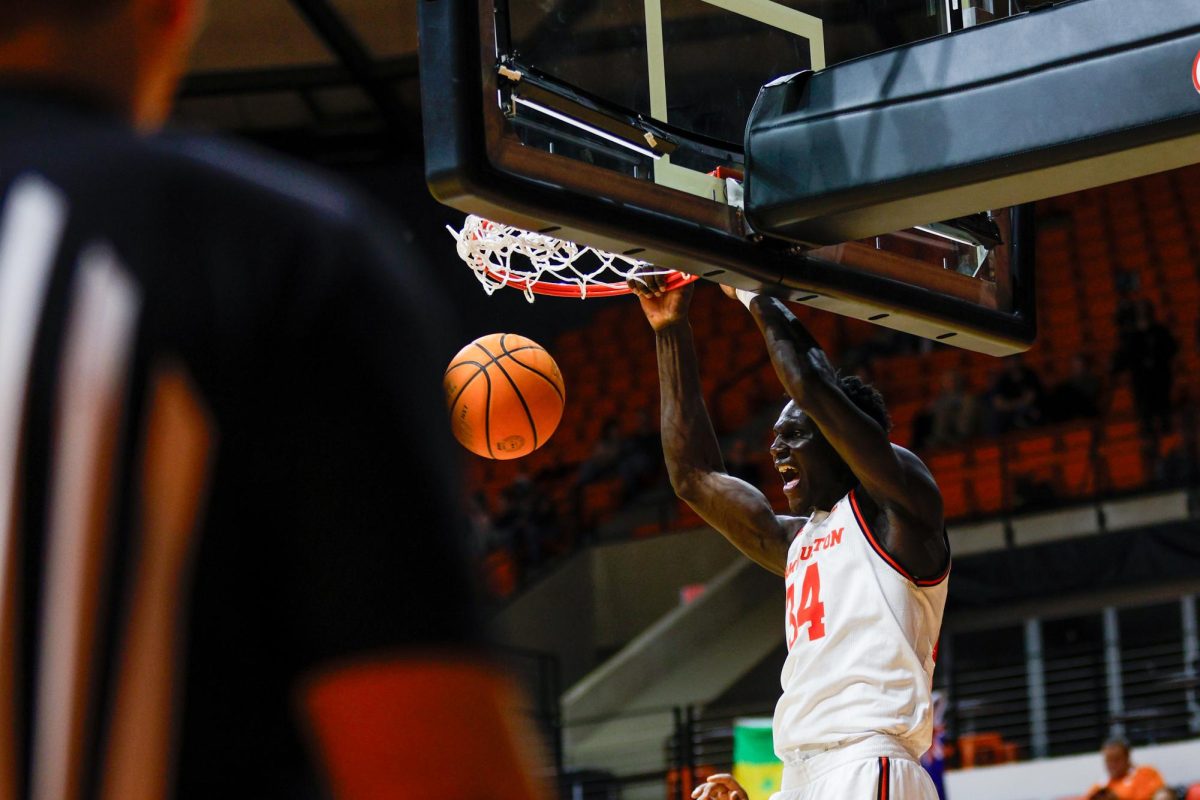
[1013,433,1056,463]
[483,550,518,598]
[957,732,1018,769]
[927,346,966,374]
[1059,426,1097,494]
[582,479,623,521]
[1100,440,1146,493]
[969,445,1005,515]
[1104,420,1141,441]
[889,399,924,430]
[934,460,970,519]
[942,483,970,520]
[927,451,966,478]
[715,382,756,431]
[1109,385,1134,416]
[675,499,704,530]
[463,165,1200,565]
[1038,264,1072,289]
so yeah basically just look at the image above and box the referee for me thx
[0,1,545,799]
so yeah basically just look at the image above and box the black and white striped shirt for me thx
[0,88,475,800]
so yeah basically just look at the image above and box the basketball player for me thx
[630,276,949,800]
[0,1,545,799]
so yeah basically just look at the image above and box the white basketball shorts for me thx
[770,735,938,800]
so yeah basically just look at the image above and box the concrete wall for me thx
[563,559,779,722]
[591,529,744,650]
[489,551,597,686]
[489,527,741,686]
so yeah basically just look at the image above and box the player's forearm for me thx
[747,296,840,413]
[654,321,725,497]
[749,297,899,481]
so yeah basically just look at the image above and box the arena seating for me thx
[469,164,1200,539]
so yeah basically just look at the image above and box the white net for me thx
[448,214,679,301]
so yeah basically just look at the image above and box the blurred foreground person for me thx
[0,1,545,798]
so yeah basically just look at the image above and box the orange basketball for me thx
[444,333,565,460]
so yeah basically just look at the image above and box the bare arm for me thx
[631,279,797,575]
[747,295,946,577]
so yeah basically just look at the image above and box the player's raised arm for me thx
[742,292,947,579]
[630,274,796,575]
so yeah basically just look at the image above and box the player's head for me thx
[770,375,890,513]
[839,374,891,433]
[1102,736,1132,781]
[0,0,207,129]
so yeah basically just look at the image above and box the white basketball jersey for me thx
[772,489,949,759]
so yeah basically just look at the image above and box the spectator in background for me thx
[617,410,664,502]
[576,418,625,487]
[1115,268,1142,298]
[924,370,982,448]
[496,474,558,571]
[988,357,1045,433]
[465,490,497,560]
[1085,737,1166,800]
[1113,299,1178,438]
[570,418,625,532]
[1154,433,1196,488]
[575,413,664,507]
[470,490,523,601]
[1012,472,1058,511]
[1046,354,1102,423]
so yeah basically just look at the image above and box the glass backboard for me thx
[421,0,1039,354]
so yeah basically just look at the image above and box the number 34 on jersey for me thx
[784,526,844,648]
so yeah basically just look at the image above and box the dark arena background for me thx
[176,2,1200,799]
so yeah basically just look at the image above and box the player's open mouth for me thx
[777,465,800,492]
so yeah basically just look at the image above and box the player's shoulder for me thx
[891,443,935,479]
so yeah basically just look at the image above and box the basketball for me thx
[444,333,565,460]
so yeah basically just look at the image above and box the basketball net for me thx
[448,215,698,301]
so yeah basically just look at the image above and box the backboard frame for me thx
[419,0,1038,355]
